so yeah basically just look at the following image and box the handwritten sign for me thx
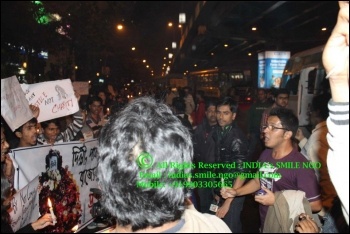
[9,139,99,231]
[9,176,40,233]
[1,76,34,131]
[72,81,89,95]
[21,79,79,122]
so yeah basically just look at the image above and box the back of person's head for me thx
[196,90,205,99]
[14,118,38,134]
[311,93,331,120]
[269,107,298,139]
[97,96,192,231]
[172,97,186,114]
[216,96,238,113]
[274,88,289,98]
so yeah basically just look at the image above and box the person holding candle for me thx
[1,170,56,233]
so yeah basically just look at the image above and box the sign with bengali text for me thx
[9,140,99,232]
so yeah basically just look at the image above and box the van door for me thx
[297,67,320,127]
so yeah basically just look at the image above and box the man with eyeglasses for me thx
[220,107,322,232]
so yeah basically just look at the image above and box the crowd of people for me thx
[1,1,349,233]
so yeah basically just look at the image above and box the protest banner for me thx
[1,76,34,131]
[21,79,79,122]
[9,139,99,232]
[72,81,89,96]
[9,176,40,232]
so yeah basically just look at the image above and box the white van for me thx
[281,45,328,128]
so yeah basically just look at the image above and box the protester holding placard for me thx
[37,109,83,145]
[1,170,56,233]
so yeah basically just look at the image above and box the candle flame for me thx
[72,224,79,232]
[47,198,52,208]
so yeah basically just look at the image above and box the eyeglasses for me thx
[262,124,289,131]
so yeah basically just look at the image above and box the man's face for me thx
[43,123,60,144]
[19,122,38,147]
[205,105,217,125]
[89,101,102,115]
[1,127,10,162]
[263,116,288,148]
[275,94,289,108]
[216,104,236,128]
[257,90,267,102]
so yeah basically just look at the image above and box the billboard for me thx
[258,51,290,89]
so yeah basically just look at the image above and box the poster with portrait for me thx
[258,51,290,89]
[20,79,79,122]
[9,139,99,232]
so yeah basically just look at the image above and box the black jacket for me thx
[212,122,249,175]
[193,118,217,164]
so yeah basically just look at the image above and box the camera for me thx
[90,188,110,219]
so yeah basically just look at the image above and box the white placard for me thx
[21,79,79,122]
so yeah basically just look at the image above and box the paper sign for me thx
[21,79,79,122]
[1,76,34,131]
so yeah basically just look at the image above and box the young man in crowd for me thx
[221,108,322,231]
[213,96,249,232]
[193,98,218,213]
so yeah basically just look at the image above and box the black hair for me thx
[97,97,192,231]
[311,93,331,120]
[269,107,298,138]
[216,96,238,113]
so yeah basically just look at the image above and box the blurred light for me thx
[131,47,136,51]
[131,80,134,83]
[96,73,100,76]
[165,47,168,50]
[172,42,177,49]
[178,25,182,28]
[179,13,186,24]
[224,44,228,47]
[168,22,173,27]
[194,64,197,67]
[19,68,26,75]
[117,24,123,30]
[168,53,173,59]
[23,62,27,68]
[143,59,146,63]
[321,27,327,31]
[252,27,257,31]
[88,80,91,84]
[248,53,252,56]
[211,52,214,56]
[75,66,78,69]
[163,57,166,60]
[146,65,149,68]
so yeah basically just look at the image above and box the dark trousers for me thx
[222,196,245,233]
[197,187,214,213]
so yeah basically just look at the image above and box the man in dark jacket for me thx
[213,96,249,233]
[193,98,218,213]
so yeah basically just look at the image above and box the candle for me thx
[47,198,57,225]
